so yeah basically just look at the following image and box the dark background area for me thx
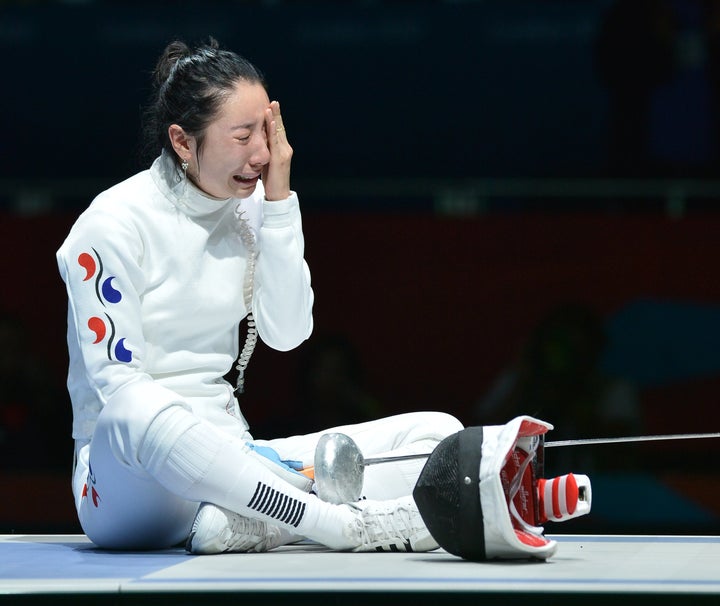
[2,0,720,536]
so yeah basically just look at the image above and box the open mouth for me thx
[233,174,259,185]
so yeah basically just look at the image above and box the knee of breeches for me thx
[94,390,194,469]
[418,411,465,439]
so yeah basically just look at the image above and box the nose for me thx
[249,132,270,168]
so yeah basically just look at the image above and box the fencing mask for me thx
[413,415,591,561]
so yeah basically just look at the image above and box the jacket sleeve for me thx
[253,193,314,351]
[56,208,187,419]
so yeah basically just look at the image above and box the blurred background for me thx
[2,0,720,536]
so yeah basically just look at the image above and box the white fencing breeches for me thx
[73,397,462,550]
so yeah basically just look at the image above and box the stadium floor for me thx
[1,534,719,605]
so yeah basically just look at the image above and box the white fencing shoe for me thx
[348,496,439,553]
[186,503,287,554]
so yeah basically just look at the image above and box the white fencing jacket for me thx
[57,150,313,442]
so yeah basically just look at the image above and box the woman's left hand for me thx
[262,100,293,201]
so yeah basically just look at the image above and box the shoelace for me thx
[224,515,267,548]
[361,505,416,545]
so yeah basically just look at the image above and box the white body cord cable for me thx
[234,207,258,394]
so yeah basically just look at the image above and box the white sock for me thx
[137,405,359,550]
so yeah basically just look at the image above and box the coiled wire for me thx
[234,207,258,394]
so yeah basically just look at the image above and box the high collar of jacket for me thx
[151,149,235,218]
